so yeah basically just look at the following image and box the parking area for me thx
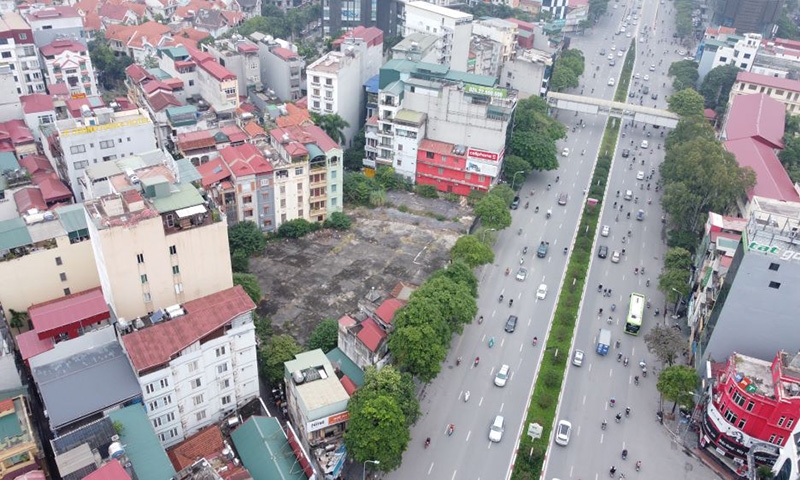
[250,192,471,343]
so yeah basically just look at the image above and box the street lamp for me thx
[510,170,525,191]
[363,460,380,480]
[481,228,497,243]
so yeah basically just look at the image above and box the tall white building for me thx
[120,286,258,447]
[251,33,305,101]
[306,27,383,146]
[402,1,473,71]
[39,39,98,97]
[697,29,761,81]
[42,107,157,201]
[0,12,45,95]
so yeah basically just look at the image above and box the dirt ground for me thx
[250,192,474,343]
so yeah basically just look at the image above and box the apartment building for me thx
[730,71,800,115]
[217,143,275,229]
[0,202,98,320]
[322,0,401,37]
[0,12,46,95]
[391,33,439,63]
[472,17,517,72]
[120,286,258,447]
[204,36,260,95]
[20,93,55,142]
[83,168,233,321]
[24,7,85,48]
[697,29,760,81]
[306,27,383,146]
[40,39,98,97]
[42,107,158,201]
[501,48,554,98]
[371,59,516,194]
[268,124,343,226]
[159,45,240,116]
[0,396,39,480]
[251,33,305,101]
[403,1,472,71]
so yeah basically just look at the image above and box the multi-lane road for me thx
[386,1,716,479]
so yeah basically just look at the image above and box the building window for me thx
[175,283,183,294]
[746,401,755,411]
[73,160,89,169]
[769,434,777,443]
[221,395,232,405]
[723,409,737,424]
[160,378,169,388]
[196,410,206,421]
[216,346,226,357]
[188,360,199,372]
[217,363,228,374]
[732,391,745,407]
[193,394,204,406]
[69,144,86,154]
[769,281,781,289]
[295,167,303,175]
[778,436,785,445]
[99,140,114,149]
[737,418,746,429]
[169,245,177,255]
[325,103,332,111]
[426,151,434,159]
[190,377,202,389]
[788,419,795,429]
[325,78,332,86]
[55,256,62,265]
[769,263,780,271]
[146,383,155,394]
[137,253,145,264]
[59,272,67,281]
[143,292,151,302]
[140,274,148,284]
[219,379,230,389]
[64,288,71,295]
[298,209,304,217]
[172,265,180,275]
[778,416,786,427]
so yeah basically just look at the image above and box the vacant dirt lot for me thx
[250,192,473,343]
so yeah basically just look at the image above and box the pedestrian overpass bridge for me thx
[545,92,680,129]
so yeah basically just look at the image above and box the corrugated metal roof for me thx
[175,158,202,184]
[109,406,176,480]
[56,204,89,234]
[326,347,365,387]
[0,151,19,172]
[149,182,204,213]
[0,217,32,251]
[29,287,108,336]
[394,109,425,124]
[231,416,307,480]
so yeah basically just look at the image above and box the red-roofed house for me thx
[723,93,784,148]
[40,39,98,97]
[337,315,388,369]
[251,37,305,101]
[120,286,258,447]
[218,144,274,228]
[196,157,232,189]
[723,137,800,202]
[731,71,800,115]
[204,37,260,95]
[20,94,56,142]
[177,130,218,163]
[0,120,36,158]
[165,424,245,477]
[99,2,138,26]
[83,459,132,480]
[105,21,172,62]
[373,297,405,329]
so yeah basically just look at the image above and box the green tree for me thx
[510,131,559,171]
[323,211,352,230]
[644,324,686,366]
[667,88,705,118]
[277,218,319,238]
[231,250,249,273]
[238,15,290,38]
[228,221,265,256]
[310,112,350,145]
[657,365,698,413]
[358,366,420,426]
[259,334,302,384]
[89,33,134,91]
[307,319,338,352]
[664,115,716,151]
[699,64,740,113]
[233,273,262,304]
[343,172,384,205]
[664,247,693,271]
[375,166,400,190]
[474,194,512,230]
[411,276,478,334]
[488,184,516,206]
[502,155,531,186]
[429,261,478,297]
[343,129,366,171]
[254,315,272,345]
[588,0,609,19]
[8,309,27,334]
[559,49,585,76]
[344,394,409,471]
[549,62,580,92]
[388,323,447,382]
[776,12,800,40]
[668,60,699,91]
[450,235,495,268]
[658,268,689,303]
[779,134,800,183]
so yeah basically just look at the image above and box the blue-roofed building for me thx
[364,74,380,120]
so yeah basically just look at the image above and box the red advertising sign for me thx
[467,148,499,162]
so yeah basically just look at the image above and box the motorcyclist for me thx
[615,412,622,422]
[535,205,539,213]
[556,176,560,182]
[532,336,538,346]
[478,315,483,324]
[634,375,639,385]
[456,356,462,365]
[425,437,431,447]
[622,449,628,459]
[602,419,607,429]
[625,407,631,417]
[474,356,480,366]
[509,299,513,307]
[499,294,504,302]
[547,183,551,190]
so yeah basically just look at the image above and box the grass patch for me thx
[510,43,635,479]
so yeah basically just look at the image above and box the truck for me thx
[596,328,611,356]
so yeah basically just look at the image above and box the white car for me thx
[572,349,584,367]
[608,77,615,86]
[494,364,510,387]
[489,415,505,442]
[610,45,616,51]
[608,53,614,60]
[624,189,633,200]
[634,73,640,79]
[644,74,650,81]
[561,147,570,157]
[516,267,528,281]
[641,140,649,149]
[650,64,656,71]
[601,225,610,237]
[626,32,632,38]
[611,250,621,263]
[617,50,624,57]
[555,420,572,446]
[636,170,645,180]
[537,284,548,300]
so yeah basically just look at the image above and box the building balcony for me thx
[163,207,221,235]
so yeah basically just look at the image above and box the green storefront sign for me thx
[464,84,507,99]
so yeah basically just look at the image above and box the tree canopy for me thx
[307,319,338,352]
[228,221,266,257]
[644,324,686,366]
[548,49,585,92]
[259,334,302,384]
[89,33,133,91]
[667,88,705,118]
[667,60,699,91]
[699,64,740,114]
[779,112,800,183]
[657,365,699,412]
[233,273,262,304]
[588,0,609,20]
[310,112,350,145]
[450,235,495,268]
[474,194,512,230]
[507,96,565,172]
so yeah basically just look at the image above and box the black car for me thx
[651,93,658,100]
[621,149,630,158]
[598,245,609,258]
[505,315,518,333]
[511,196,520,210]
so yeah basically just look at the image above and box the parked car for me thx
[511,196,520,209]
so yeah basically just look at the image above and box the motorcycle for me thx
[456,356,462,366]
[535,206,539,213]
[634,376,639,385]
[505,268,510,276]
[523,246,528,254]
[609,397,616,407]
[508,299,513,307]
[602,420,607,430]
[625,407,631,417]
[525,201,529,209]
[478,316,483,324]
[623,357,629,366]
[532,337,538,346]
[546,210,552,219]
[636,461,642,472]
[518,228,522,235]
[489,337,495,348]
[498,294,504,303]
[447,424,455,436]
[646,279,650,287]
[464,391,470,402]
[474,357,480,367]
[622,449,628,460]
[425,437,431,448]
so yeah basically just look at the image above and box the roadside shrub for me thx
[535,391,555,410]
[415,184,439,198]
[323,211,352,230]
[542,369,561,388]
[231,249,249,273]
[277,218,319,238]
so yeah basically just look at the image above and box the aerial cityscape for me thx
[0,0,799,479]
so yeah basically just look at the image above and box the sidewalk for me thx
[660,412,739,480]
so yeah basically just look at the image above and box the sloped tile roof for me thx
[28,287,108,338]
[167,425,224,471]
[724,137,800,202]
[219,143,273,176]
[195,157,232,188]
[357,317,386,352]
[20,94,54,114]
[724,93,784,149]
